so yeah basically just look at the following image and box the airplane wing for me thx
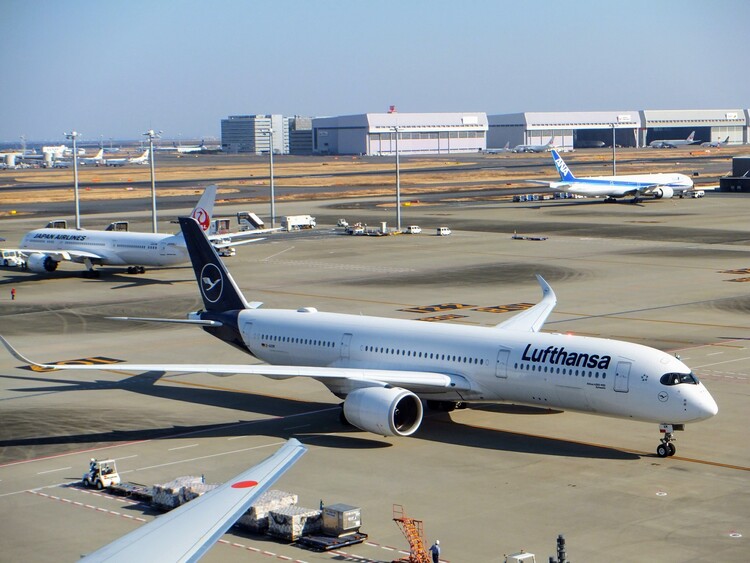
[16,248,105,261]
[0,335,471,394]
[80,439,306,563]
[494,274,556,332]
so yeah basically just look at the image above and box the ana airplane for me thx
[538,149,695,202]
[79,439,306,562]
[649,131,699,149]
[701,136,730,148]
[513,137,556,153]
[2,217,718,457]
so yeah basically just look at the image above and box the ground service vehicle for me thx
[436,226,452,236]
[82,459,121,490]
[1,250,25,268]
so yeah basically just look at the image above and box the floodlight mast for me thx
[263,129,276,228]
[64,131,80,229]
[143,129,161,233]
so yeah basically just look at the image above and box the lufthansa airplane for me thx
[540,149,695,202]
[0,218,718,457]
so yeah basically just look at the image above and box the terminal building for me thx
[487,109,749,150]
[220,115,290,154]
[311,112,488,155]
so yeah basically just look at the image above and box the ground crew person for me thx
[428,539,440,563]
[11,288,16,300]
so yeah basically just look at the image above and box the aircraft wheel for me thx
[137,266,146,274]
[656,444,669,458]
[667,443,676,456]
[83,478,90,488]
[96,480,103,490]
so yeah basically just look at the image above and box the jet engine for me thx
[27,254,59,273]
[653,186,674,199]
[342,386,423,437]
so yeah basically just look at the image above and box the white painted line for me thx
[115,455,139,461]
[706,352,724,356]
[695,356,750,369]
[168,443,199,451]
[37,466,72,475]
[135,442,285,471]
[227,435,251,441]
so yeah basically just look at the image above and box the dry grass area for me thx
[0,147,742,213]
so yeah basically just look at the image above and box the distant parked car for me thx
[436,226,452,236]
[404,225,422,234]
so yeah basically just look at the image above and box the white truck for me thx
[1,250,26,268]
[282,215,316,231]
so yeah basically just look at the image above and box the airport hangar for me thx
[487,108,749,151]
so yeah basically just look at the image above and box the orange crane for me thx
[392,504,431,563]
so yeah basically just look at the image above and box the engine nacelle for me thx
[653,186,674,199]
[343,386,423,437]
[27,254,59,273]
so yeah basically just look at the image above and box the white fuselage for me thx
[231,308,717,425]
[553,173,694,198]
[20,228,189,267]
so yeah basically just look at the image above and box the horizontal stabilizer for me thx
[106,316,223,326]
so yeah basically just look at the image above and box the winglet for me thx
[0,335,56,370]
[494,275,557,333]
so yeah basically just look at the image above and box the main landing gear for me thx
[127,266,146,274]
[656,423,683,457]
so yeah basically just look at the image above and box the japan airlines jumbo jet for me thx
[81,439,306,562]
[13,185,224,277]
[1,218,718,457]
[649,131,699,148]
[541,149,694,202]
[513,137,556,153]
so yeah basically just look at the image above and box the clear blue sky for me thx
[1,0,747,142]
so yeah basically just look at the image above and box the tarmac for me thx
[1,176,749,561]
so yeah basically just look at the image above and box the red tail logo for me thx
[192,207,210,231]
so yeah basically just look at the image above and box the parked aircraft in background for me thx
[9,216,717,457]
[76,439,306,562]
[10,185,209,276]
[701,136,730,148]
[513,137,556,153]
[78,148,105,165]
[128,149,150,164]
[538,149,695,202]
[649,131,699,148]
[485,142,511,154]
[155,140,222,154]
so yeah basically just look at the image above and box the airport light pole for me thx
[143,129,160,233]
[611,123,617,175]
[394,126,402,231]
[64,131,81,229]
[264,129,276,228]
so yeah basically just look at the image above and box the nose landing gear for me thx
[656,423,683,457]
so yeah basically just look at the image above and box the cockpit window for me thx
[660,372,700,386]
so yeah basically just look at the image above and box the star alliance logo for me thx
[200,263,223,303]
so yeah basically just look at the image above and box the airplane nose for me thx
[696,389,719,420]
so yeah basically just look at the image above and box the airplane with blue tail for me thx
[540,149,695,202]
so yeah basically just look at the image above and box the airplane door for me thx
[340,333,352,360]
[614,361,631,393]
[495,348,510,378]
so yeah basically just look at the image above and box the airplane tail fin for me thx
[189,185,217,233]
[503,141,510,149]
[95,149,103,159]
[687,131,695,142]
[550,149,575,181]
[547,137,555,146]
[178,216,250,313]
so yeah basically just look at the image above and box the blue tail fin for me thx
[550,150,576,182]
[178,216,249,313]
